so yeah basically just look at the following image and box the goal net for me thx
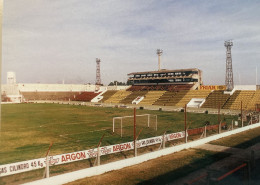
[112,114,157,138]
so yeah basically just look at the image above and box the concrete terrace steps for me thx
[104,90,132,104]
[119,91,148,104]
[223,90,256,110]
[139,91,166,106]
[201,90,230,109]
[98,90,117,103]
[174,90,211,107]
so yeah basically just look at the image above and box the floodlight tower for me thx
[225,40,234,91]
[96,58,101,85]
[157,49,163,71]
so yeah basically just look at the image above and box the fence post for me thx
[45,155,49,178]
[148,114,150,128]
[113,118,115,133]
[134,108,137,157]
[163,132,166,149]
[218,122,221,134]
[97,146,100,166]
[43,142,53,179]
[184,104,187,143]
[121,118,123,137]
[155,115,158,131]
[94,133,105,166]
[241,101,243,127]
[231,120,234,130]
[204,126,207,138]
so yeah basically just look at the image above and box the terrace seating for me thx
[201,90,230,109]
[99,90,117,102]
[120,91,148,104]
[174,90,211,107]
[247,90,260,110]
[104,90,132,104]
[153,91,180,106]
[139,91,166,105]
[223,90,256,110]
[21,91,81,101]
[72,92,101,102]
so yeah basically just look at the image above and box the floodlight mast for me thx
[157,49,163,71]
[224,40,234,91]
[96,58,101,85]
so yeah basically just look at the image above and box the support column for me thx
[184,104,187,143]
[121,118,122,137]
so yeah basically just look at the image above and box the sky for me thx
[2,0,260,85]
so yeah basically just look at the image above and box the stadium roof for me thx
[127,68,201,75]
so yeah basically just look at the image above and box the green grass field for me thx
[0,103,238,164]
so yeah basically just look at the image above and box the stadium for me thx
[1,39,260,185]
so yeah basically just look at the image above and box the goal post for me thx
[112,114,157,137]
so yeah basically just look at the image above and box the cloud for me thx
[2,0,260,85]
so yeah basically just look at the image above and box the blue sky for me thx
[2,0,260,85]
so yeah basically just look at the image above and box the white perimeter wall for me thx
[234,85,257,91]
[7,84,130,92]
[1,84,20,95]
[107,85,130,90]
[17,83,97,92]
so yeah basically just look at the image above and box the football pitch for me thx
[0,103,238,165]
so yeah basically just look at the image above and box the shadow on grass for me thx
[232,135,260,149]
[137,152,230,185]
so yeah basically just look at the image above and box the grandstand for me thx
[127,68,202,89]
[1,70,259,112]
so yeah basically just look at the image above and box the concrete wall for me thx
[1,84,20,95]
[234,85,257,91]
[17,83,97,92]
[107,85,130,90]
